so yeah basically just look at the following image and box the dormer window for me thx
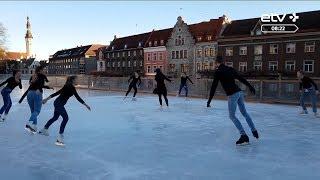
[160,40,164,45]
[197,37,202,41]
[149,41,152,47]
[154,41,158,46]
[207,35,212,41]
[138,42,142,47]
[256,29,262,35]
[124,44,127,49]
[112,46,114,50]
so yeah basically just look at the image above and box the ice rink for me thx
[0,88,319,180]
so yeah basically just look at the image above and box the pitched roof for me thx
[1,51,28,60]
[146,28,172,47]
[50,44,104,59]
[188,17,225,42]
[106,32,152,51]
[221,10,320,39]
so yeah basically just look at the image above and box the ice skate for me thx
[25,123,37,134]
[300,110,308,115]
[38,128,49,136]
[55,134,65,146]
[236,134,249,145]
[132,97,137,101]
[252,130,259,139]
[314,112,320,118]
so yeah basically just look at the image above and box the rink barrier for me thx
[0,74,317,106]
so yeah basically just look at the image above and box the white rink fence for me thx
[0,74,318,105]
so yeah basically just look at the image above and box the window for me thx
[304,60,314,73]
[124,44,127,49]
[133,61,137,67]
[286,43,296,53]
[172,51,175,59]
[140,50,143,55]
[159,53,163,61]
[207,35,212,41]
[122,61,126,67]
[181,64,188,73]
[133,51,136,56]
[169,64,175,72]
[176,51,179,59]
[140,61,143,67]
[203,62,209,70]
[160,40,164,45]
[183,50,188,58]
[270,44,278,54]
[147,53,151,61]
[175,39,178,46]
[128,61,131,67]
[153,66,157,72]
[209,48,215,57]
[147,66,151,73]
[118,61,120,67]
[226,62,233,67]
[180,50,183,59]
[128,51,131,56]
[253,61,262,71]
[256,29,262,35]
[112,53,114,58]
[117,52,120,57]
[154,41,158,46]
[197,37,202,41]
[197,49,202,58]
[107,62,110,67]
[285,61,295,71]
[254,45,263,55]
[138,42,142,47]
[196,62,201,71]
[149,42,152,47]
[269,61,278,71]
[239,46,247,55]
[181,38,184,45]
[305,42,315,52]
[112,62,115,67]
[239,62,247,72]
[226,47,233,56]
[122,52,125,57]
[205,48,210,57]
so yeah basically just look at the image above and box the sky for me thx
[0,1,319,60]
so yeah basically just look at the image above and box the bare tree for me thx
[0,22,7,59]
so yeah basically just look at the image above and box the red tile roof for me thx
[189,17,225,42]
[146,28,172,47]
[1,51,27,60]
[106,32,152,51]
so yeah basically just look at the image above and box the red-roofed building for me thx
[166,16,229,77]
[144,28,172,76]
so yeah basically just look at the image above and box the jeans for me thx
[0,87,12,115]
[300,88,317,113]
[178,84,189,97]
[228,91,256,135]
[44,98,69,134]
[27,90,43,125]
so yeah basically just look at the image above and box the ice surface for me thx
[0,88,319,180]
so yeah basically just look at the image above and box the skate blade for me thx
[55,142,65,147]
[236,142,250,146]
[25,128,36,135]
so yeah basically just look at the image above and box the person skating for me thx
[124,71,141,101]
[178,72,193,99]
[0,70,22,122]
[154,68,172,107]
[19,66,53,133]
[207,56,259,145]
[297,70,319,117]
[39,76,91,146]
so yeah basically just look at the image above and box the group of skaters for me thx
[0,56,318,146]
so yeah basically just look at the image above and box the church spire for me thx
[25,16,33,58]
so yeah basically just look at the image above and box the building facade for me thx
[166,16,227,77]
[48,44,104,75]
[218,10,320,77]
[143,28,172,76]
[103,33,151,76]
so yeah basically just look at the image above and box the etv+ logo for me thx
[260,13,299,34]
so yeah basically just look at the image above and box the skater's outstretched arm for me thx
[207,74,219,107]
[233,69,255,94]
[0,78,9,87]
[187,76,193,84]
[18,79,22,89]
[73,88,91,110]
[42,88,63,104]
[19,87,30,103]
[164,75,172,82]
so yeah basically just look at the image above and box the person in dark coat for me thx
[154,68,172,107]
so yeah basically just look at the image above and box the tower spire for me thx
[25,16,33,58]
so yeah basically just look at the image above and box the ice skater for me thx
[207,56,259,145]
[297,70,319,116]
[177,72,193,99]
[39,76,91,146]
[154,68,172,107]
[124,71,141,101]
[0,70,22,122]
[19,66,53,133]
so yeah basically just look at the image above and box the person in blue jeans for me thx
[297,70,319,117]
[19,66,53,133]
[40,76,91,146]
[0,70,22,121]
[207,56,259,145]
[178,72,193,99]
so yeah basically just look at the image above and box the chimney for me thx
[114,35,117,40]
